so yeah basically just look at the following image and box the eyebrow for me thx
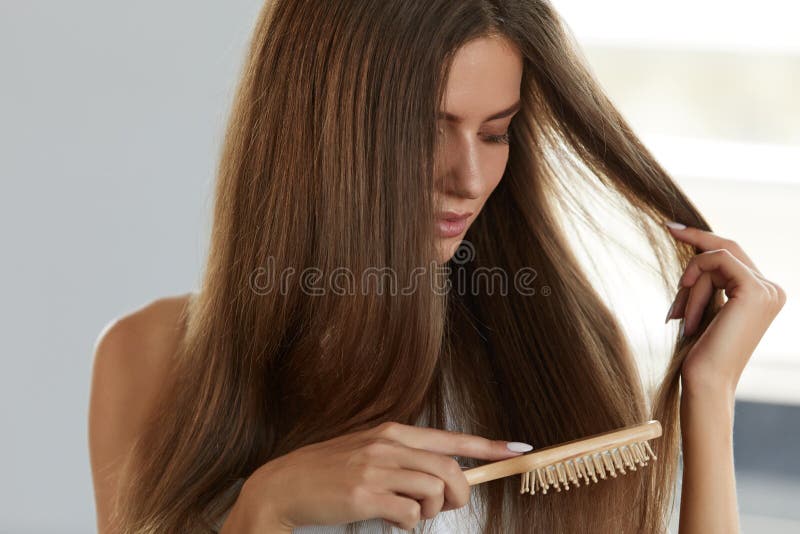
[437,100,521,123]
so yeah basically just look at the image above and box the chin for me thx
[436,236,463,264]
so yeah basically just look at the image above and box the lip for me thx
[436,210,473,221]
[435,211,473,238]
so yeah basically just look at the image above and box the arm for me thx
[678,383,738,533]
[88,296,187,533]
[89,317,146,534]
[663,222,787,534]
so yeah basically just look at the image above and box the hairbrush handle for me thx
[464,420,662,486]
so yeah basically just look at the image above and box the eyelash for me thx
[484,132,510,145]
[436,128,511,145]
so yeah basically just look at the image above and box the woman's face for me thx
[433,34,523,264]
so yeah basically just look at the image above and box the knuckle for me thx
[455,432,474,451]
[421,507,437,521]
[354,463,379,484]
[774,282,788,307]
[722,238,740,251]
[361,437,395,459]
[443,457,463,478]
[456,484,470,507]
[455,492,469,508]
[768,281,787,310]
[754,282,774,303]
[431,476,446,496]
[404,500,421,523]
[375,421,400,437]
[442,458,469,506]
[344,482,370,506]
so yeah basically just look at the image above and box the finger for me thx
[665,223,761,275]
[665,286,691,322]
[356,436,470,510]
[678,249,756,297]
[681,272,715,337]
[373,422,530,461]
[670,270,730,320]
[365,493,421,531]
[370,467,446,520]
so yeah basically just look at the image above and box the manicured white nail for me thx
[507,441,533,453]
[665,220,687,230]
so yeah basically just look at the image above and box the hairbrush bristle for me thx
[519,439,658,494]
[463,420,662,489]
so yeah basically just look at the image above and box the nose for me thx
[434,131,485,200]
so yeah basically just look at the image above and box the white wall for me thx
[0,2,263,531]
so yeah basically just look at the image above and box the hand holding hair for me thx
[663,221,786,396]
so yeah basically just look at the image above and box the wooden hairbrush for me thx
[463,420,662,494]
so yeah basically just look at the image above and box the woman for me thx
[88,1,786,533]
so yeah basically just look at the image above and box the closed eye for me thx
[484,132,510,145]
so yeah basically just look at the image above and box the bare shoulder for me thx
[92,293,192,376]
[90,292,193,418]
[88,292,194,532]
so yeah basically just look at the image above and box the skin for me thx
[664,224,786,533]
[88,295,194,533]
[433,34,522,264]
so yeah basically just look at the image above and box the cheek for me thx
[482,152,508,193]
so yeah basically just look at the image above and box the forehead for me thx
[441,35,523,119]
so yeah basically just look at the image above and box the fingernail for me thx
[665,220,687,230]
[507,441,533,453]
[664,298,676,323]
[678,322,685,339]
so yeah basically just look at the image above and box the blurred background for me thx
[0,0,796,532]
[555,0,800,532]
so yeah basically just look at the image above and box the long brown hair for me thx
[113,1,720,532]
